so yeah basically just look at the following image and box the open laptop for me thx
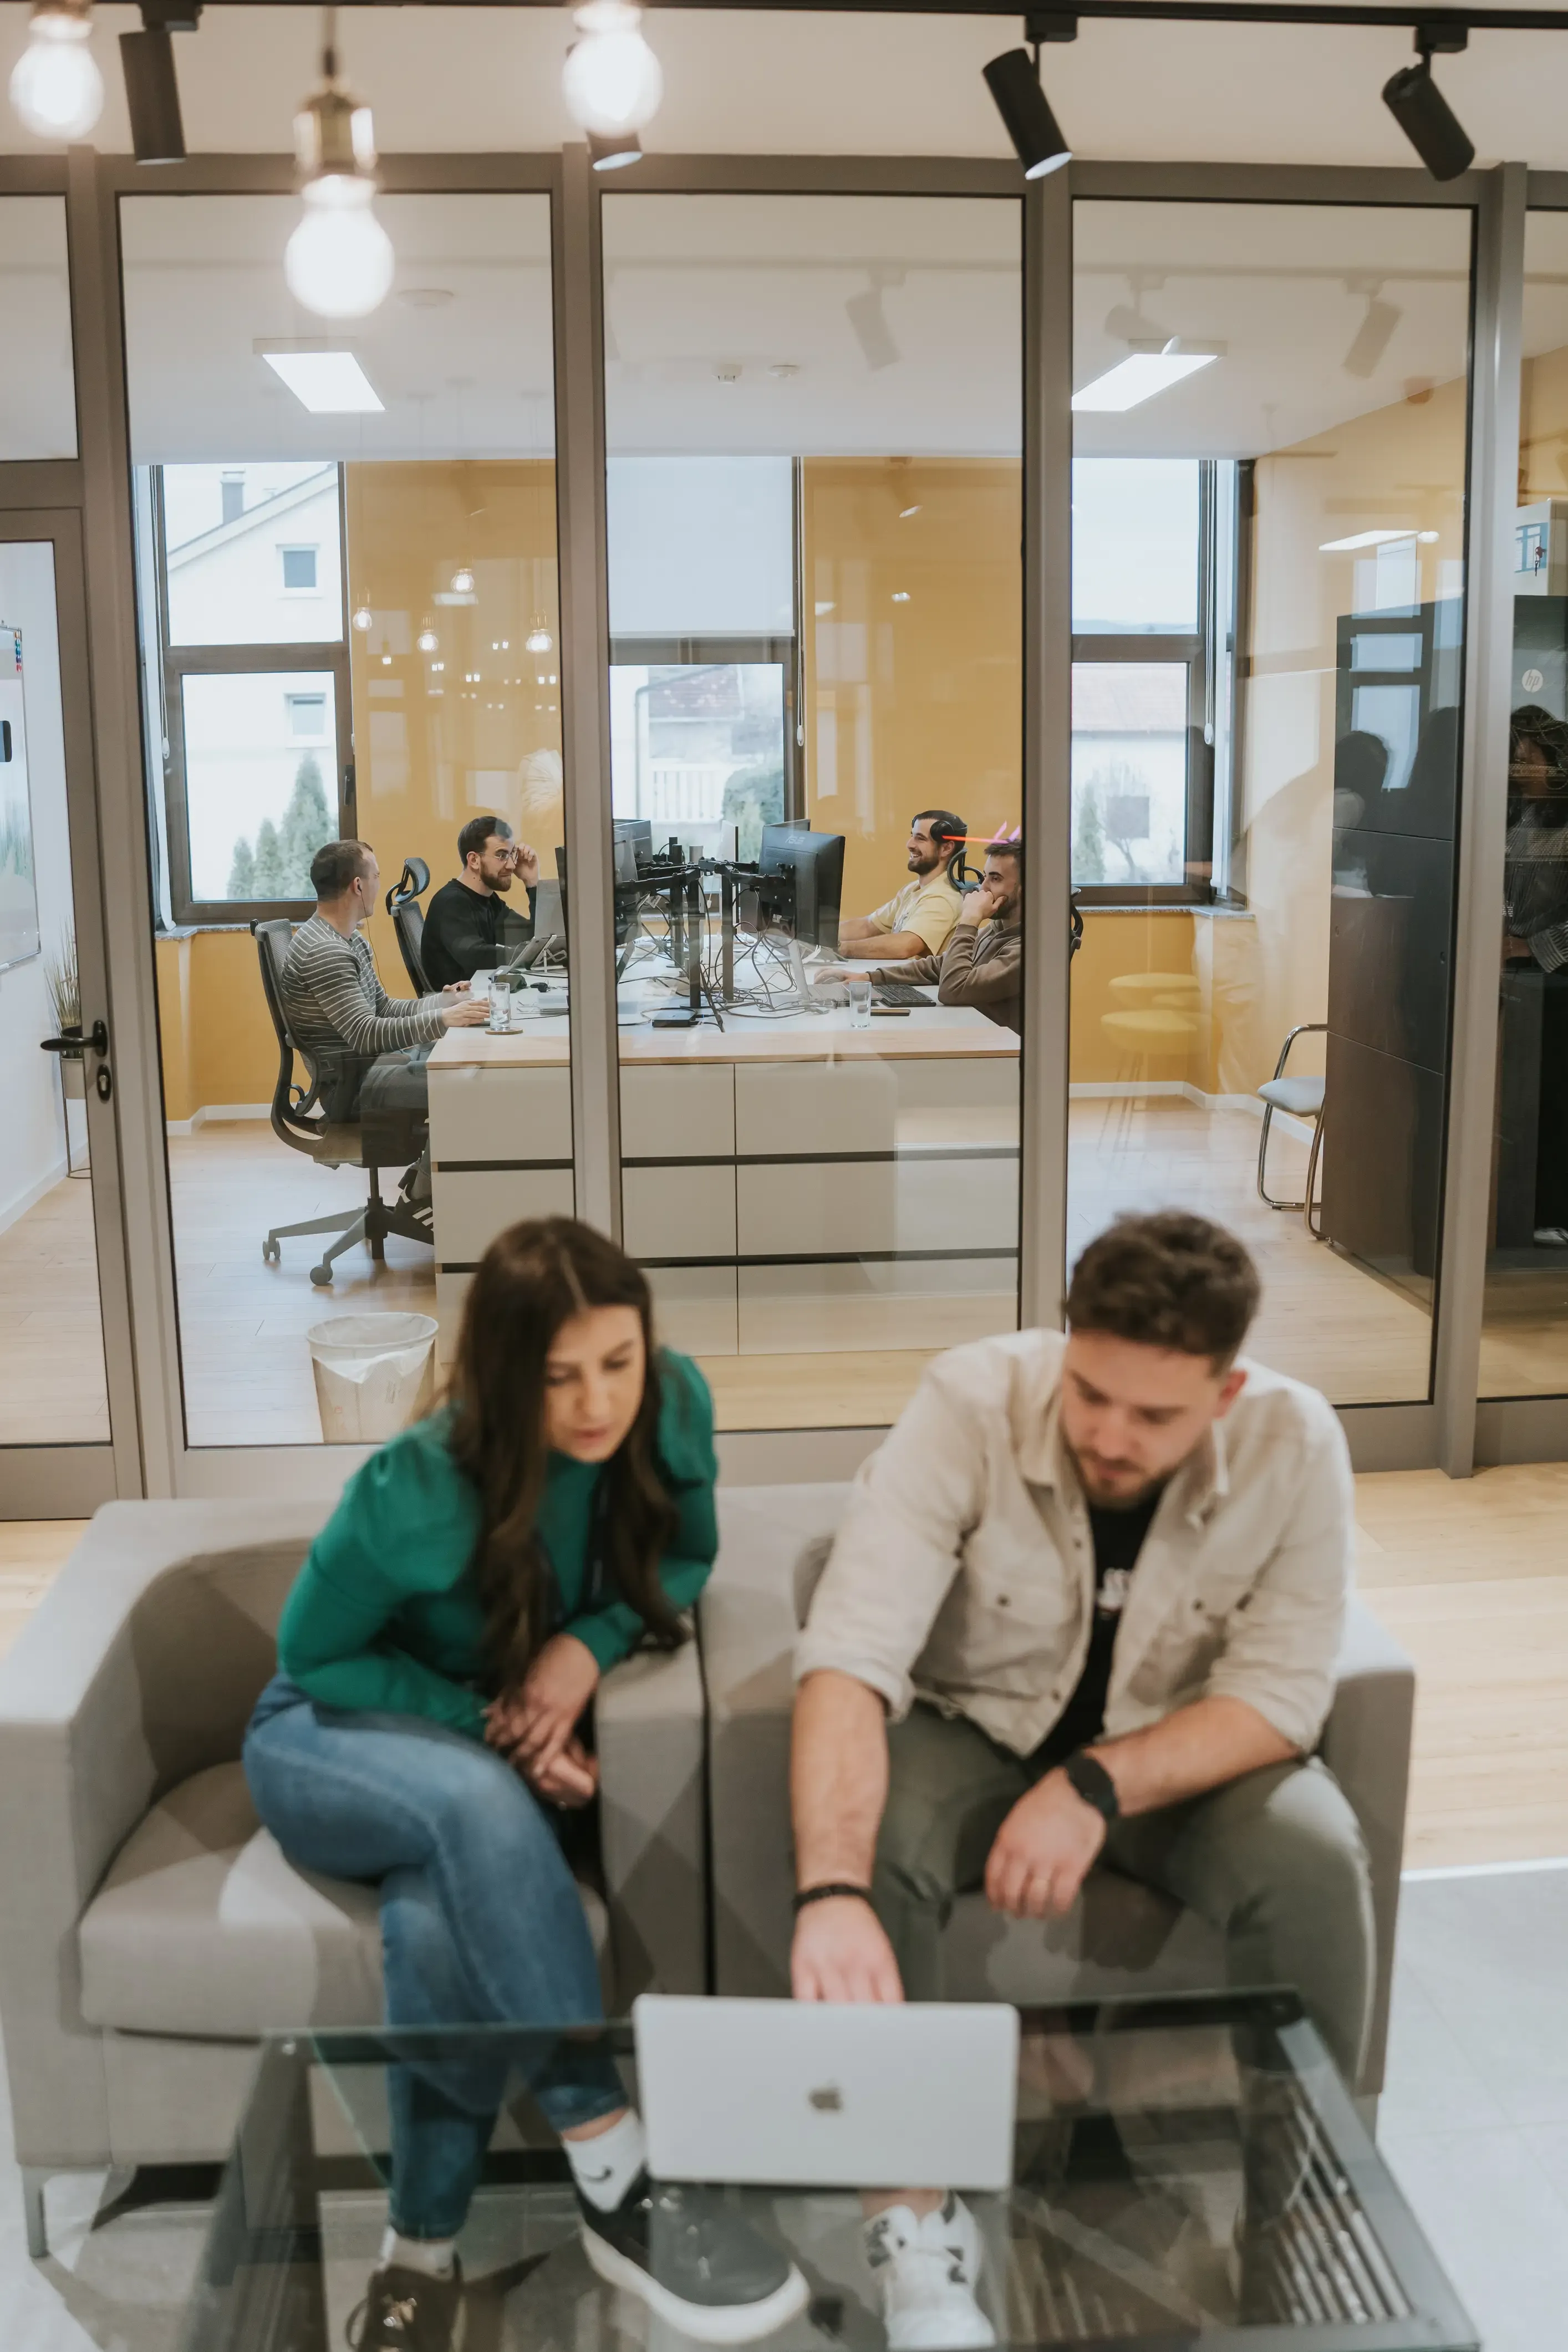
[632,1995,1018,2191]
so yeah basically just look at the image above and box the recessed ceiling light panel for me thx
[1071,352,1216,414]
[261,349,384,413]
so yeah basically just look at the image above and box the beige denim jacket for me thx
[795,1329,1354,1758]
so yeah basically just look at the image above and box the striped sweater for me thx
[281,913,449,1067]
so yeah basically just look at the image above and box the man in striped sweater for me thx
[281,841,490,1178]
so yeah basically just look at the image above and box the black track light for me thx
[120,0,199,165]
[984,45,1072,181]
[1382,24,1474,184]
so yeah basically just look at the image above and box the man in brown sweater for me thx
[819,834,1022,1032]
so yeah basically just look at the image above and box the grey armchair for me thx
[700,1482,1414,2104]
[0,1501,707,2259]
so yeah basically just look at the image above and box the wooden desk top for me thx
[431,1000,1017,1071]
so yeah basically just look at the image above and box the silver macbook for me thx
[633,1995,1018,2191]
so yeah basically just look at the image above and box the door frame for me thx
[0,491,144,1511]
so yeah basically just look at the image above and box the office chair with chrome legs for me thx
[254,922,435,1288]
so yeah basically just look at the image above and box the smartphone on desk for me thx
[870,1005,912,1018]
[651,1009,700,1030]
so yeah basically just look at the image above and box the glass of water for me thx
[847,978,873,1029]
[487,970,515,1034]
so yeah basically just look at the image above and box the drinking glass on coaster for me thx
[487,970,516,1033]
[848,978,873,1029]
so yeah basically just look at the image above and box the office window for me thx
[144,464,352,922]
[1068,197,1472,1413]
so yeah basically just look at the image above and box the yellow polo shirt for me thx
[868,870,965,956]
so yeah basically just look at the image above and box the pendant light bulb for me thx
[562,0,662,138]
[417,625,438,654]
[284,12,394,322]
[525,617,553,654]
[352,602,373,632]
[451,567,475,595]
[11,0,104,140]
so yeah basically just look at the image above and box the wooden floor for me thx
[4,1101,1568,1444]
[4,1459,1566,1869]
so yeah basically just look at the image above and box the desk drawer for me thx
[737,1154,1017,1258]
[623,1164,737,1260]
[432,1165,576,1261]
[622,1065,735,1159]
[430,1065,572,1165]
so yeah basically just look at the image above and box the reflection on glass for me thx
[123,193,564,1447]
[1483,209,1568,1393]
[1070,200,1470,1408]
[0,199,76,461]
[601,194,1023,1433]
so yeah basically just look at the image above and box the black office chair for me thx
[386,857,432,994]
[254,921,435,1289]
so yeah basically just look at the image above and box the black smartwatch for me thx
[1063,1748,1121,1824]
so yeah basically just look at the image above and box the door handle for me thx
[40,1020,108,1059]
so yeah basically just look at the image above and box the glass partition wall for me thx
[1068,200,1473,1407]
[600,194,1024,1430]
[121,191,567,1447]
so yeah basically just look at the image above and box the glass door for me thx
[0,509,140,1510]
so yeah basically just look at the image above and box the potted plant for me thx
[45,930,85,1099]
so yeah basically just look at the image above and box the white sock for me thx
[379,2225,456,2278]
[564,2109,647,2211]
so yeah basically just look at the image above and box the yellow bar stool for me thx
[1098,1006,1200,1147]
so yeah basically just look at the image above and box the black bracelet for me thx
[792,1882,876,1916]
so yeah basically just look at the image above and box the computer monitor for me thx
[759,826,844,951]
[613,817,654,870]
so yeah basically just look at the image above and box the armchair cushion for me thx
[78,1760,609,2040]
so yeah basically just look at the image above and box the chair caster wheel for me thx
[310,1264,333,1287]
[262,1240,280,1264]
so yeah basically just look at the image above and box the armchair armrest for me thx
[0,1501,324,2170]
[597,1631,709,1998]
[1318,1594,1416,2097]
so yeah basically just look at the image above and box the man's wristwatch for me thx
[1063,1748,1121,1824]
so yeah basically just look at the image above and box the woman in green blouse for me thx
[243,1218,804,2352]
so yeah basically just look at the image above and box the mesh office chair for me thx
[254,921,435,1289]
[386,857,432,994]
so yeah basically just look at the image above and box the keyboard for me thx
[873,982,936,1008]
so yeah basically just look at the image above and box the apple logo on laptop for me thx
[808,2085,844,2112]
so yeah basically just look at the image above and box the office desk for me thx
[428,1002,1020,1360]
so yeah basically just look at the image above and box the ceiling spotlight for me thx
[11,0,104,141]
[1342,291,1402,379]
[284,8,395,322]
[1382,28,1474,183]
[1073,345,1218,414]
[563,1,663,139]
[525,617,553,653]
[589,125,642,171]
[847,284,899,373]
[120,2,197,165]
[982,44,1071,181]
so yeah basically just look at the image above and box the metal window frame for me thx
[4,142,1540,1501]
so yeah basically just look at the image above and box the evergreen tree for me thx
[1073,785,1106,884]
[227,837,257,899]
[721,760,785,863]
[278,755,333,896]
[251,818,286,899]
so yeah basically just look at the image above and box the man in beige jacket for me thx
[788,1211,1371,2345]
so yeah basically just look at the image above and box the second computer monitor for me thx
[759,824,845,951]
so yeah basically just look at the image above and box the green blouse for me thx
[276,1348,716,1742]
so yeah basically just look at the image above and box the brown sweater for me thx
[872,910,1022,1034]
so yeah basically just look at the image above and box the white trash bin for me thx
[306,1312,439,1444]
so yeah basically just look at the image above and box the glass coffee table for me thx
[180,1990,1476,2350]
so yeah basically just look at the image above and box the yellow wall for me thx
[156,929,281,1121]
[1070,908,1260,1093]
[802,458,1022,917]
[344,460,564,992]
[1521,343,1568,495]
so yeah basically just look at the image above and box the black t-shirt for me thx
[419,878,535,989]
[1034,1484,1164,1773]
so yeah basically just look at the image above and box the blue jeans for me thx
[243,1677,625,2237]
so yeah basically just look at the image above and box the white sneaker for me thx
[863,2195,995,2351]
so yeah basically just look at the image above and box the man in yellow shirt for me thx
[836,809,968,963]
